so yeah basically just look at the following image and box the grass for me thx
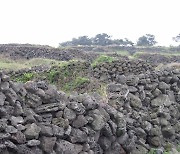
[47,69,59,84]
[0,56,28,70]
[95,50,130,56]
[175,144,180,152]
[15,72,34,83]
[0,57,64,71]
[133,51,180,59]
[63,77,90,92]
[91,55,116,67]
[24,58,62,67]
[96,83,107,97]
[147,148,156,154]
[0,61,27,71]
[114,50,130,56]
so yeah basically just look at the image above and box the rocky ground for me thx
[0,44,180,154]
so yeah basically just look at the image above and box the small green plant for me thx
[91,55,115,67]
[63,77,90,92]
[116,50,130,56]
[25,58,62,67]
[47,69,59,83]
[97,83,107,97]
[147,148,156,154]
[163,152,170,154]
[15,72,34,83]
[177,144,180,152]
[164,143,172,152]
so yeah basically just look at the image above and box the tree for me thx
[112,38,134,46]
[123,38,134,46]
[112,39,124,45]
[137,34,157,46]
[59,36,92,46]
[59,33,134,47]
[72,36,92,45]
[173,34,180,42]
[60,41,73,47]
[92,33,112,46]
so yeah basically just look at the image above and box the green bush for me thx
[91,55,115,67]
[147,148,156,154]
[15,72,34,83]
[47,69,59,83]
[63,77,89,92]
[177,144,180,152]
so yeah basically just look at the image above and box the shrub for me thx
[47,69,59,83]
[63,77,90,92]
[91,55,115,67]
[15,72,34,83]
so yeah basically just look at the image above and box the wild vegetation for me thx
[0,43,180,154]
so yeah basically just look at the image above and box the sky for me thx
[0,0,180,47]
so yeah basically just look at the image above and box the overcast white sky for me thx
[0,0,179,47]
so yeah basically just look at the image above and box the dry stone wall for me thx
[0,67,180,154]
[0,44,98,62]
[107,69,180,153]
[93,60,155,82]
[137,53,180,64]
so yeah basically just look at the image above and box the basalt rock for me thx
[0,69,179,154]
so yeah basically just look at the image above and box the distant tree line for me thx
[173,34,180,43]
[59,33,180,47]
[60,33,135,47]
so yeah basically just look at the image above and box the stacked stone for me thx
[138,53,180,64]
[0,68,180,154]
[107,69,180,153]
[0,44,98,62]
[93,60,154,82]
[0,72,127,154]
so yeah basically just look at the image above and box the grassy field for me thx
[133,51,180,58]
[0,57,64,71]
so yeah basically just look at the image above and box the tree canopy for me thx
[92,33,112,46]
[173,34,180,42]
[137,34,157,46]
[59,33,135,47]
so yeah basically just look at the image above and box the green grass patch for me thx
[47,69,59,84]
[0,61,27,71]
[114,50,130,56]
[24,58,62,67]
[132,52,144,58]
[63,77,90,92]
[91,55,116,67]
[0,57,64,71]
[0,57,27,71]
[132,51,180,59]
[177,144,180,152]
[15,72,34,83]
[147,148,156,154]
[96,83,107,97]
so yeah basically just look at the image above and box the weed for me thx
[147,148,156,154]
[177,144,180,152]
[63,77,90,92]
[115,50,130,56]
[47,69,59,83]
[91,55,115,67]
[97,83,107,97]
[15,72,34,83]
[25,58,62,66]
